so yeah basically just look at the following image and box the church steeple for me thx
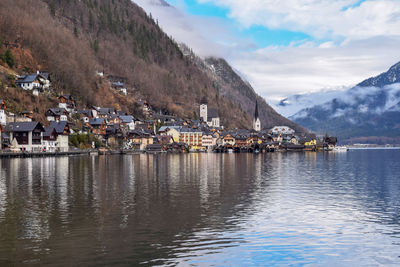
[254,100,259,119]
[253,101,261,132]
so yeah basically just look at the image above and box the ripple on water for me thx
[0,151,399,266]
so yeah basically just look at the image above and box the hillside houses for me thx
[58,95,76,112]
[45,108,69,122]
[0,91,337,154]
[16,71,51,95]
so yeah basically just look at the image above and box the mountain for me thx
[0,0,305,132]
[291,61,400,144]
[0,0,243,127]
[357,62,400,87]
[178,44,306,132]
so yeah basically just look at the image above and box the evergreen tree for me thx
[5,49,15,68]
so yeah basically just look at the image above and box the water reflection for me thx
[0,151,399,265]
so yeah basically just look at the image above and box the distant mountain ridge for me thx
[291,61,400,144]
[357,62,400,87]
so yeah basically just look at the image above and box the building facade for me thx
[5,122,45,152]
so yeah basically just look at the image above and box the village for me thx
[0,70,338,156]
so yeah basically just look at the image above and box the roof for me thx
[119,115,134,123]
[39,72,50,80]
[108,114,119,120]
[17,74,38,83]
[89,118,105,126]
[128,129,152,136]
[98,108,114,115]
[207,108,219,119]
[117,110,128,116]
[4,122,44,132]
[179,127,202,133]
[106,124,120,134]
[43,127,57,137]
[77,109,92,117]
[112,81,125,87]
[49,121,68,134]
[47,108,67,116]
[254,101,259,119]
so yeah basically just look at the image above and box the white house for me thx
[4,122,45,152]
[96,70,104,77]
[58,95,76,113]
[42,127,58,152]
[0,99,6,126]
[119,115,135,131]
[49,121,71,152]
[270,126,295,136]
[202,133,217,150]
[45,108,69,122]
[16,71,50,91]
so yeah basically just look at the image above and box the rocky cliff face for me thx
[291,61,400,144]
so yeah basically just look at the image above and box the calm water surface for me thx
[0,150,400,266]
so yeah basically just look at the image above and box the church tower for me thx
[253,101,261,131]
[200,97,208,122]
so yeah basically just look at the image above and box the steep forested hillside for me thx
[0,0,305,131]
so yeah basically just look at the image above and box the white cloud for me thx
[229,37,400,101]
[198,0,400,41]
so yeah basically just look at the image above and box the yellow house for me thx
[167,128,180,142]
[158,126,181,143]
[127,130,154,151]
[222,134,235,146]
[304,139,316,146]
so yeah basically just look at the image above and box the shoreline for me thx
[1,147,399,158]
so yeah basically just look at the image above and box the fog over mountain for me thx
[274,87,351,117]
[290,61,400,144]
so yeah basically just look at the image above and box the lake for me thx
[1,150,400,266]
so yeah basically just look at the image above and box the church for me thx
[200,98,220,128]
[253,101,261,132]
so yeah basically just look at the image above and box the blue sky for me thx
[164,0,315,48]
[136,0,400,106]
